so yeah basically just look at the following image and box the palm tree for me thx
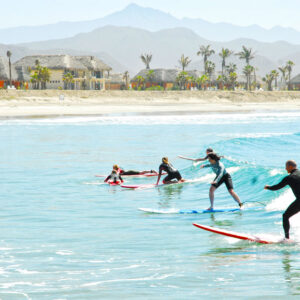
[6,50,12,88]
[237,46,255,65]
[271,70,279,90]
[176,71,188,90]
[278,66,288,89]
[286,60,295,90]
[262,73,274,91]
[228,72,238,90]
[136,75,145,90]
[140,54,152,69]
[40,67,51,89]
[178,54,191,71]
[123,71,130,89]
[197,45,215,74]
[63,72,74,90]
[219,48,233,76]
[146,70,155,85]
[243,65,254,90]
[225,63,237,75]
[205,61,215,87]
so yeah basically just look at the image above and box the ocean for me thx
[1,111,300,299]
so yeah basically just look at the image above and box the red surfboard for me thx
[95,173,164,178]
[193,223,286,244]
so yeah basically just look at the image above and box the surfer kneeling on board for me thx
[265,160,300,240]
[156,157,185,185]
[113,164,157,176]
[104,170,124,184]
[201,153,243,210]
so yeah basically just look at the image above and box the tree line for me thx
[138,46,296,91]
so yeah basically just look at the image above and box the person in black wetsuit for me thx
[113,164,157,176]
[265,160,300,240]
[104,170,124,184]
[156,157,185,185]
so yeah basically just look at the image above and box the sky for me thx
[0,0,299,30]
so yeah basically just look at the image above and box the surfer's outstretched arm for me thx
[178,155,206,162]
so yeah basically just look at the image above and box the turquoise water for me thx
[1,112,300,299]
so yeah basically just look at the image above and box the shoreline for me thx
[1,90,300,117]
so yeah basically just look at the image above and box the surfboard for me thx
[95,173,164,178]
[193,223,288,244]
[121,179,200,189]
[106,181,121,186]
[139,208,240,214]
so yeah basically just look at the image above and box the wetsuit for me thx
[266,169,300,239]
[105,173,123,183]
[203,161,233,190]
[159,163,182,183]
[119,169,140,175]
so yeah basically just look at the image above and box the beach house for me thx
[14,55,112,90]
[290,74,300,90]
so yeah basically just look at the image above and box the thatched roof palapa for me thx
[13,54,112,81]
[14,54,111,71]
[291,74,300,84]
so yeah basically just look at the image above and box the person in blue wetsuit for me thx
[201,153,243,210]
[265,160,300,240]
[156,157,185,185]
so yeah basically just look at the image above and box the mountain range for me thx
[0,4,299,77]
[1,4,300,45]
[15,26,300,76]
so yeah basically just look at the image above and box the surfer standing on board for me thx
[201,153,243,210]
[265,160,300,240]
[156,157,185,185]
[113,164,157,176]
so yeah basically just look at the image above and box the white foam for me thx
[197,167,240,183]
[81,273,174,287]
[266,190,300,239]
[269,169,284,176]
[3,111,300,125]
[56,250,73,256]
[266,190,294,211]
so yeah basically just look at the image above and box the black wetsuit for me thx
[120,170,140,175]
[159,163,182,183]
[105,173,123,183]
[266,169,300,239]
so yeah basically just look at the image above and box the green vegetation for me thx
[30,60,51,90]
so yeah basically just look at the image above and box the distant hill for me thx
[20,26,300,76]
[0,4,300,44]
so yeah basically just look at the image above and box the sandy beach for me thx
[1,90,300,117]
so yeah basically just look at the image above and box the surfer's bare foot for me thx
[207,207,213,211]
[179,179,186,182]
[239,202,244,209]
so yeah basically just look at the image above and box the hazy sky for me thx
[1,0,299,30]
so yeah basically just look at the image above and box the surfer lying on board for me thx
[104,170,124,184]
[265,160,300,240]
[113,164,158,176]
[178,147,214,162]
[156,157,185,185]
[201,153,243,210]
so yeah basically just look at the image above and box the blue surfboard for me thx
[138,208,241,214]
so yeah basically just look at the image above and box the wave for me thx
[2,111,300,125]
